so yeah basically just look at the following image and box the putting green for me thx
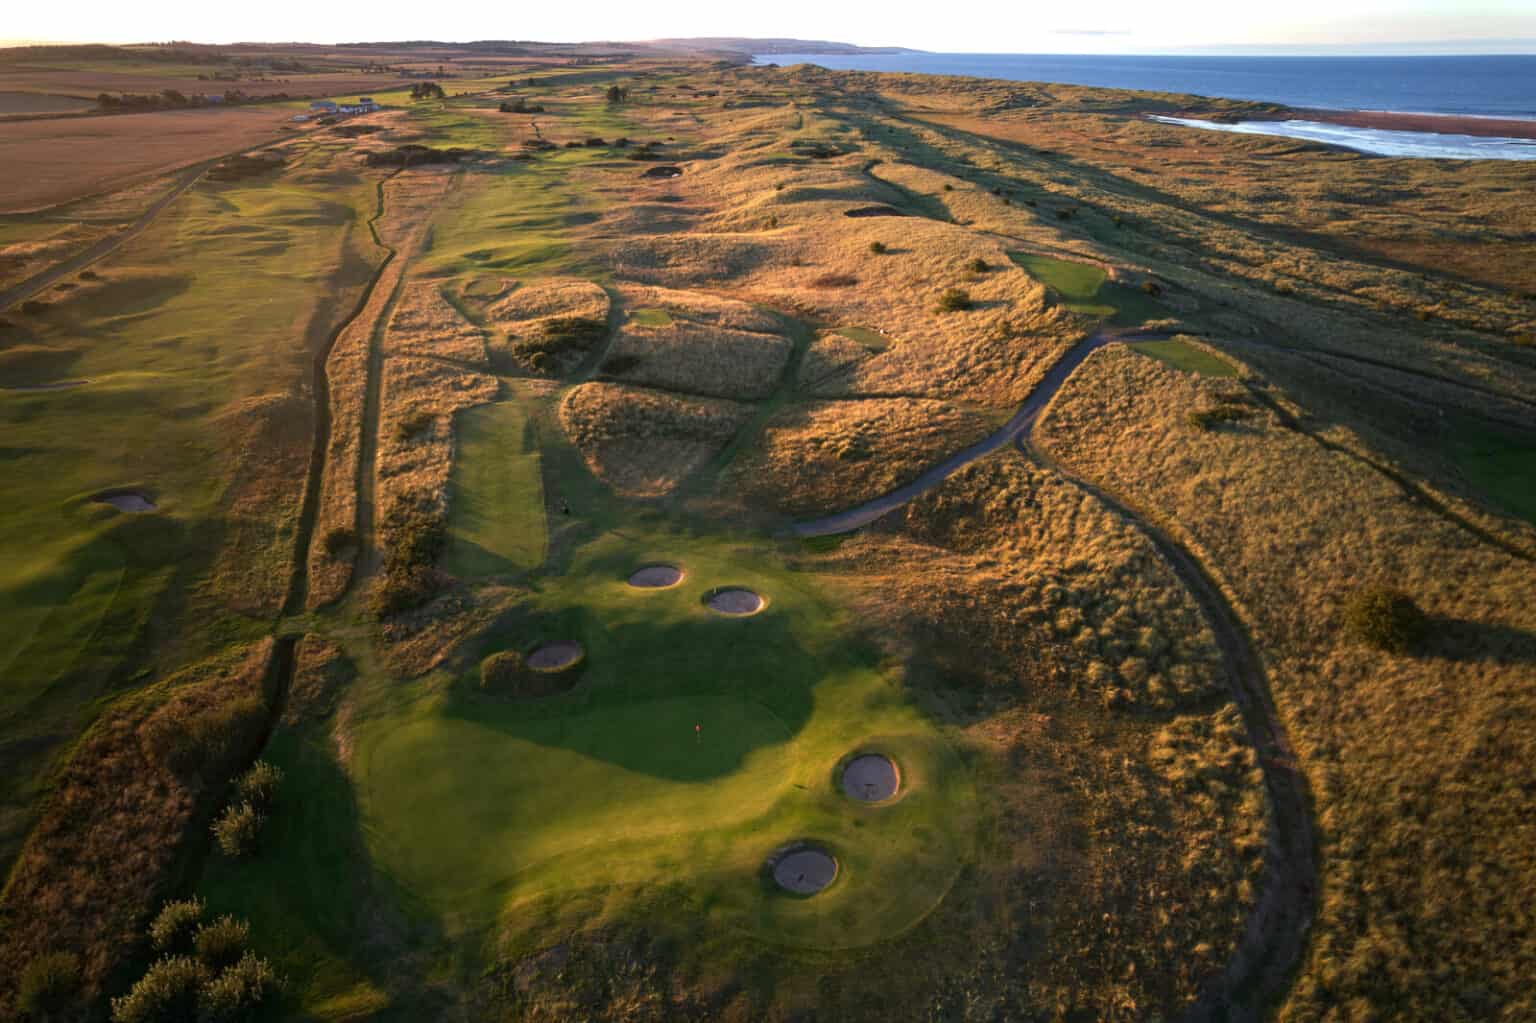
[1130,339,1238,378]
[1008,252,1165,326]
[354,530,976,949]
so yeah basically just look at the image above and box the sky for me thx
[4,0,1535,54]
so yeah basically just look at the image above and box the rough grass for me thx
[384,280,489,366]
[1037,345,1536,1020]
[730,398,995,519]
[559,382,752,497]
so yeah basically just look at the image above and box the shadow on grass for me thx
[442,611,821,783]
[1424,616,1536,665]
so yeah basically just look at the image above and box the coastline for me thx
[1261,109,1536,141]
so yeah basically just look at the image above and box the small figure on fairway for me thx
[559,498,571,516]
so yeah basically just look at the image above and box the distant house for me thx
[310,100,338,112]
[337,98,380,116]
[292,114,310,122]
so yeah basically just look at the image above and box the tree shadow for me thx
[1423,615,1536,665]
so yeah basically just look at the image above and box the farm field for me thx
[1,39,1534,1023]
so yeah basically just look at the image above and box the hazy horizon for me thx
[4,0,1535,56]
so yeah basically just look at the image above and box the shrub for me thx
[395,409,435,441]
[967,257,989,273]
[480,651,527,692]
[111,956,204,1023]
[17,951,80,1019]
[937,288,973,312]
[381,492,446,571]
[942,183,953,192]
[197,953,277,1023]
[868,241,887,255]
[371,565,440,618]
[235,761,282,811]
[140,695,268,779]
[1141,280,1164,297]
[151,898,205,954]
[1342,586,1426,654]
[194,916,250,971]
[322,526,357,560]
[809,273,858,289]
[211,802,264,858]
[1186,404,1250,430]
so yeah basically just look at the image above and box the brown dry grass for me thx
[1036,345,1536,1019]
[559,381,752,497]
[482,277,611,376]
[384,280,488,366]
[600,318,792,400]
[282,635,355,727]
[0,107,293,211]
[729,398,994,519]
[307,169,455,608]
[0,638,276,1013]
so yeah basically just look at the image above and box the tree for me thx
[605,84,629,104]
[410,82,445,100]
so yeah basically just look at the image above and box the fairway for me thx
[444,398,547,577]
[1130,338,1238,377]
[1009,251,1166,325]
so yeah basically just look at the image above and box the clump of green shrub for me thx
[235,760,282,811]
[1186,403,1251,430]
[395,409,435,441]
[868,241,887,255]
[197,953,277,1023]
[111,956,204,1023]
[150,897,205,954]
[480,650,528,692]
[194,916,250,971]
[967,257,990,273]
[1342,586,1427,654]
[937,288,973,312]
[17,951,80,1019]
[211,801,264,858]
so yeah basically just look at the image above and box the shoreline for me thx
[1267,108,1536,141]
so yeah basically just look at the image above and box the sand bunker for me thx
[842,754,901,802]
[705,588,765,616]
[526,641,584,672]
[771,844,839,895]
[641,165,683,179]
[93,489,156,513]
[843,205,909,218]
[628,564,685,589]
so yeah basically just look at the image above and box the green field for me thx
[444,398,547,578]
[629,307,674,327]
[833,325,890,351]
[1130,338,1238,378]
[1009,252,1166,326]
[0,158,377,863]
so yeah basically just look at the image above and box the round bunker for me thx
[526,641,584,672]
[841,753,901,802]
[93,489,156,513]
[628,564,685,589]
[770,844,838,896]
[705,587,765,617]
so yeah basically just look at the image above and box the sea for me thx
[751,53,1536,158]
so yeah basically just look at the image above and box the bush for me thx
[371,565,440,618]
[480,650,527,692]
[194,916,250,971]
[140,695,268,779]
[937,288,973,312]
[868,241,887,255]
[211,801,264,858]
[322,526,357,560]
[1342,586,1426,654]
[111,956,205,1023]
[967,257,990,273]
[17,951,80,1019]
[1185,404,1250,430]
[151,898,205,954]
[809,273,858,289]
[197,953,277,1023]
[235,761,282,811]
[395,409,435,441]
[381,491,447,571]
